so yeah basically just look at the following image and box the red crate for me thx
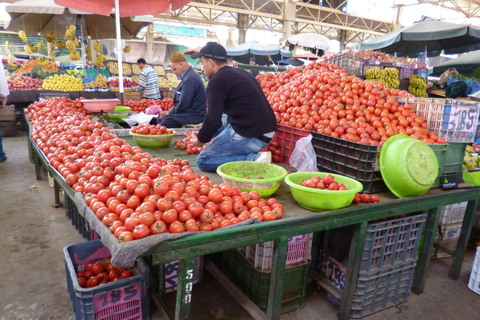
[274,124,311,165]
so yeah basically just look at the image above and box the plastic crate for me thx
[398,65,415,80]
[415,68,429,78]
[416,98,480,143]
[439,202,467,226]
[147,256,203,294]
[118,91,143,101]
[274,124,311,165]
[84,67,97,78]
[240,233,312,271]
[468,246,480,295]
[436,223,463,242]
[330,54,364,76]
[360,214,426,274]
[220,249,309,314]
[64,240,150,320]
[444,143,467,174]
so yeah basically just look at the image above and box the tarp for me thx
[432,50,480,77]
[361,20,480,58]
[227,42,292,65]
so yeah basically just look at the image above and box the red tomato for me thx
[360,194,371,203]
[370,194,380,203]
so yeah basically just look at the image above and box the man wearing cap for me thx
[248,57,259,78]
[158,52,207,128]
[134,58,160,99]
[191,42,277,172]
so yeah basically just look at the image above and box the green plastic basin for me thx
[108,106,131,121]
[129,131,175,149]
[379,135,438,198]
[284,172,363,211]
[216,161,288,198]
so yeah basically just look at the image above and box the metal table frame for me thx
[27,115,480,320]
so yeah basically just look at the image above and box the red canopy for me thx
[54,0,193,17]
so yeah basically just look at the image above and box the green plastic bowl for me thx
[129,131,175,149]
[108,106,131,121]
[284,172,363,211]
[216,161,288,198]
[379,135,438,198]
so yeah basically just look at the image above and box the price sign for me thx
[449,105,479,132]
[93,284,141,310]
[165,260,180,291]
[183,268,194,305]
[320,257,346,290]
[348,58,361,69]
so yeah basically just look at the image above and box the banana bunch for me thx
[94,54,107,67]
[66,38,78,51]
[86,52,92,61]
[46,32,56,43]
[123,45,131,54]
[6,41,11,49]
[18,30,27,42]
[93,41,102,53]
[463,145,479,171]
[379,67,400,89]
[65,25,76,39]
[38,40,45,51]
[69,50,81,61]
[24,43,36,54]
[38,56,49,66]
[365,67,383,80]
[7,59,17,68]
[408,75,428,97]
[85,44,91,54]
[56,40,66,49]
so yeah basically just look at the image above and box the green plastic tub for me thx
[129,131,175,149]
[444,143,468,174]
[216,161,288,198]
[428,143,448,188]
[108,106,131,121]
[284,172,363,211]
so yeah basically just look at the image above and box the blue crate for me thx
[64,240,150,320]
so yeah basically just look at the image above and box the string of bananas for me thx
[123,45,131,54]
[94,54,107,67]
[6,41,11,49]
[65,25,76,39]
[408,75,428,97]
[85,45,91,54]
[38,56,49,66]
[18,30,27,42]
[46,32,56,43]
[7,59,17,68]
[86,52,92,61]
[93,41,102,53]
[66,39,77,51]
[24,43,38,54]
[38,40,45,51]
[69,50,81,61]
[56,41,66,49]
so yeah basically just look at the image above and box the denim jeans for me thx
[0,128,5,160]
[196,118,269,172]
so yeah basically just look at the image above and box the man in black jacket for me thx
[191,42,277,172]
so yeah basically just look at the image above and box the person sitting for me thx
[158,53,207,128]
[190,42,277,172]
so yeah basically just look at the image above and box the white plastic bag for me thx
[289,134,318,172]
[123,112,155,127]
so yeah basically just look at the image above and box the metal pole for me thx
[79,15,86,79]
[115,0,124,105]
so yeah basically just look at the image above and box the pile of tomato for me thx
[353,193,380,204]
[27,97,285,243]
[174,131,204,154]
[131,124,174,135]
[301,174,346,191]
[122,98,174,113]
[76,258,133,288]
[258,61,446,146]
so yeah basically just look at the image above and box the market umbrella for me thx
[276,58,304,67]
[226,42,292,65]
[287,33,331,56]
[54,0,194,100]
[361,20,480,58]
[432,50,480,77]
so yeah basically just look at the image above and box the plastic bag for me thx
[145,104,162,116]
[289,134,318,172]
[123,112,155,127]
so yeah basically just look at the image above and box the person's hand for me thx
[160,111,168,120]
[191,133,203,148]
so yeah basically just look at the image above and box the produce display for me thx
[8,76,43,90]
[108,77,138,89]
[174,131,204,154]
[408,75,428,97]
[27,97,286,241]
[123,98,174,113]
[158,77,180,88]
[365,67,400,89]
[84,74,109,89]
[464,145,479,170]
[301,174,346,190]
[131,124,174,135]
[260,60,446,145]
[76,258,133,288]
[42,74,84,91]
[14,57,59,74]
[331,49,418,66]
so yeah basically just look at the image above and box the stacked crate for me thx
[434,202,468,258]
[314,214,427,318]
[0,105,16,137]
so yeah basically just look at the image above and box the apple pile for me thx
[8,76,43,90]
[108,77,138,89]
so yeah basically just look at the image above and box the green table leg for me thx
[266,237,288,319]
[53,178,61,207]
[33,150,42,180]
[338,221,367,320]
[174,257,196,320]
[449,199,479,280]
[412,207,441,294]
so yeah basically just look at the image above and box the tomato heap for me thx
[123,98,174,113]
[27,97,285,243]
[263,140,282,163]
[352,193,380,204]
[174,131,204,154]
[301,174,346,191]
[76,258,133,288]
[131,124,174,135]
[260,61,446,145]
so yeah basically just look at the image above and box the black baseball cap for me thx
[192,42,228,62]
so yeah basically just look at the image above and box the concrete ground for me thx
[1,132,479,320]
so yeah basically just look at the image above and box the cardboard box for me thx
[0,105,15,121]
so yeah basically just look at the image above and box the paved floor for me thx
[1,132,479,320]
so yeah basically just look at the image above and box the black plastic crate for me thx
[330,54,365,76]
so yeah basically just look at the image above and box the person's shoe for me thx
[254,151,272,164]
[0,156,6,163]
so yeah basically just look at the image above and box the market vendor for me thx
[439,68,458,88]
[248,57,259,78]
[158,53,207,128]
[134,58,160,99]
[190,42,277,172]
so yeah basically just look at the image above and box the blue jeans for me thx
[0,128,5,161]
[196,118,269,172]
